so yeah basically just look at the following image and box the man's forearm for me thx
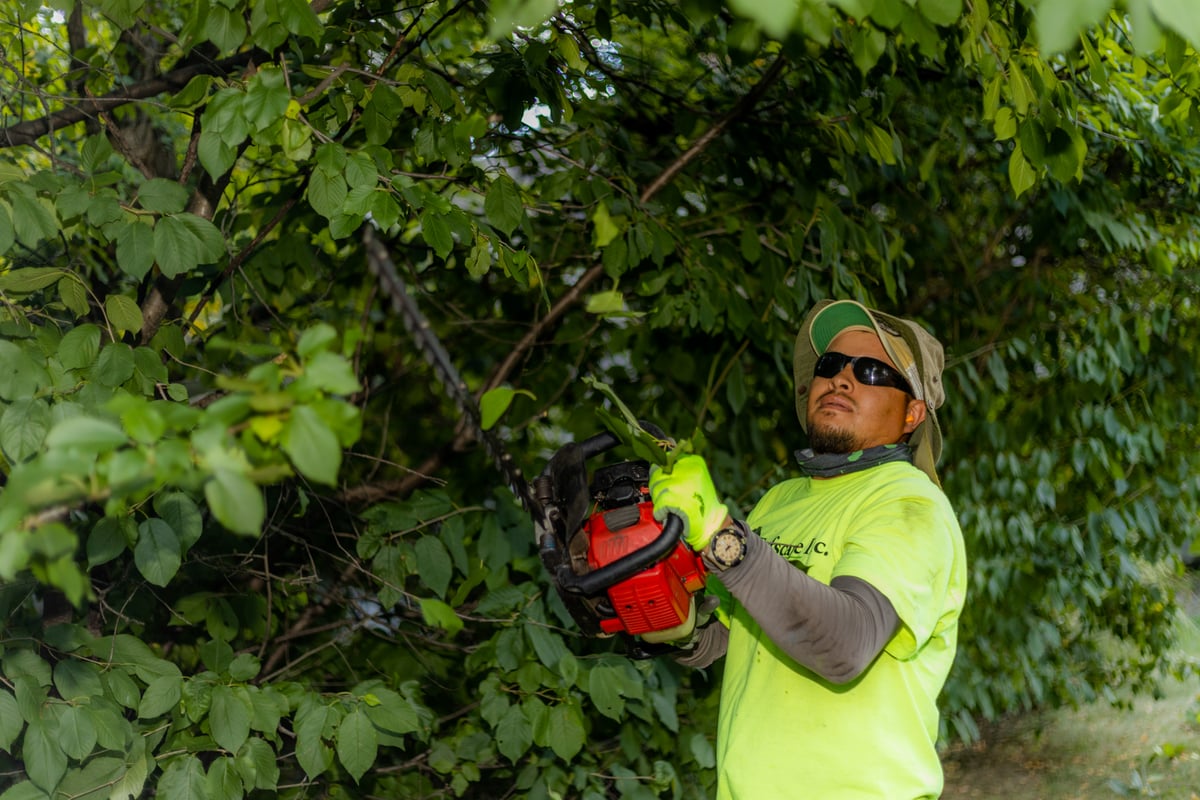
[714,530,899,684]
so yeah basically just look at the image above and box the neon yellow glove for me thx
[648,454,729,552]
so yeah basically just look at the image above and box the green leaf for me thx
[419,597,464,635]
[205,3,248,51]
[295,701,333,780]
[53,660,103,702]
[282,405,342,486]
[420,209,454,258]
[484,174,524,237]
[277,0,323,39]
[585,290,626,316]
[0,398,50,462]
[176,213,226,262]
[524,624,568,670]
[488,0,559,38]
[466,235,491,277]
[303,351,360,395]
[58,324,102,371]
[8,186,59,246]
[93,342,135,387]
[205,757,242,800]
[134,518,181,587]
[361,689,420,735]
[157,756,206,800]
[495,705,532,764]
[335,708,378,784]
[0,689,22,753]
[414,535,452,598]
[154,215,202,278]
[105,295,144,337]
[244,68,290,132]
[105,633,182,682]
[168,74,213,111]
[848,25,887,74]
[1152,0,1200,50]
[479,386,534,430]
[306,169,348,219]
[114,220,156,280]
[228,653,261,682]
[44,416,127,452]
[154,493,204,553]
[55,704,98,760]
[137,673,182,718]
[87,516,133,568]
[587,663,631,720]
[688,730,716,768]
[110,747,149,800]
[205,469,265,536]
[198,130,237,179]
[137,178,189,213]
[22,718,67,792]
[0,340,49,401]
[545,702,584,760]
[297,323,338,358]
[1033,0,1111,55]
[994,106,1017,141]
[58,274,89,317]
[592,204,622,248]
[916,0,963,26]
[0,266,63,294]
[1008,142,1038,198]
[210,685,253,754]
[0,201,14,255]
[54,757,128,800]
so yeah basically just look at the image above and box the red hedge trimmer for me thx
[364,228,708,647]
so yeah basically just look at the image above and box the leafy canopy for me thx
[1,0,1199,797]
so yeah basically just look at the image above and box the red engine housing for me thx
[584,500,707,636]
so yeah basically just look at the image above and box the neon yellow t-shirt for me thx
[715,461,967,799]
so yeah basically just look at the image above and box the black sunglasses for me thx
[813,351,913,394]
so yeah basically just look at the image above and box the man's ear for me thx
[903,399,927,435]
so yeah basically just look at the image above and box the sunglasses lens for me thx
[813,353,848,378]
[813,352,912,394]
[857,360,895,386]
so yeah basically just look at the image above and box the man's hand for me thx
[648,454,729,552]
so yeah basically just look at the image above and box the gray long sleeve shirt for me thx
[677,528,899,684]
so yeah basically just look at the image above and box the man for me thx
[649,299,967,799]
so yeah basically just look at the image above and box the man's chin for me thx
[807,423,859,455]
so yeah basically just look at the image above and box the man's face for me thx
[805,329,923,454]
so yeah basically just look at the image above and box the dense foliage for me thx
[1,0,1199,797]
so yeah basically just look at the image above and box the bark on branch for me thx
[0,52,257,149]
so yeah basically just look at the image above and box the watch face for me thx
[713,531,745,567]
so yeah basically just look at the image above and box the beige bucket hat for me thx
[793,299,946,485]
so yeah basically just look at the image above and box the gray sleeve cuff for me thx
[673,620,729,669]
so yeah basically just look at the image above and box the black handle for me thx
[555,513,684,596]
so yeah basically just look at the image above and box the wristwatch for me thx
[706,519,748,570]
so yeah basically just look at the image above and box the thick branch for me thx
[482,54,789,392]
[0,51,257,148]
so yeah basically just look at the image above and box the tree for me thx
[1,0,1198,796]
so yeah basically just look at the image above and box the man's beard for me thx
[807,423,859,454]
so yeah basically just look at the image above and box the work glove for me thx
[648,454,729,552]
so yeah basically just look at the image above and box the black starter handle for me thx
[555,513,684,597]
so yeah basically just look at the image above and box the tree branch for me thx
[0,51,257,149]
[480,54,789,394]
[639,54,789,205]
